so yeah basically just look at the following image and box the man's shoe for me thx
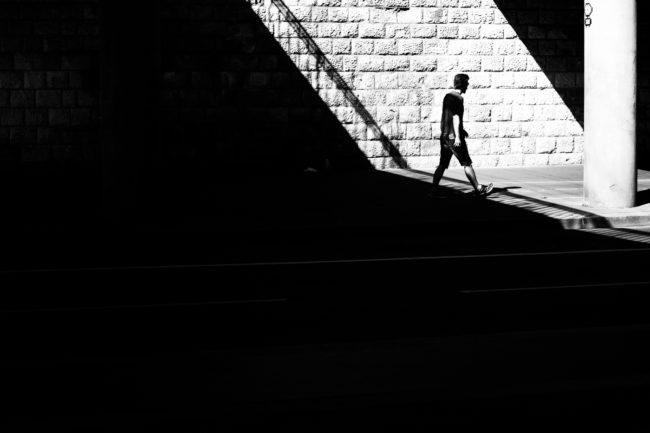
[476,183,494,197]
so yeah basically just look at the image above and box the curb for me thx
[562,213,650,229]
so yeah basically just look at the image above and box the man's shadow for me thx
[428,185,521,200]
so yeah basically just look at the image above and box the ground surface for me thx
[3,167,650,431]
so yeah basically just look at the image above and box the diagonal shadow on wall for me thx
[159,0,375,183]
[493,0,584,127]
[495,1,650,170]
[269,0,408,169]
[151,0,413,222]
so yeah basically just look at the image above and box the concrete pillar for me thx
[100,0,161,222]
[584,0,637,208]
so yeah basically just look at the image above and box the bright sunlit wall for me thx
[252,0,584,169]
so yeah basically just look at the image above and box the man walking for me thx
[430,73,493,198]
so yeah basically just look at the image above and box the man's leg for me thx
[464,164,493,196]
[463,165,480,191]
[456,142,490,194]
[431,145,452,194]
[431,164,446,191]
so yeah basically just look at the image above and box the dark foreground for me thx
[2,222,650,432]
[3,167,650,431]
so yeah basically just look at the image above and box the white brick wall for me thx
[253,0,583,168]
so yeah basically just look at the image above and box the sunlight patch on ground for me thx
[389,167,650,233]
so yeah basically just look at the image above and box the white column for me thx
[584,0,637,208]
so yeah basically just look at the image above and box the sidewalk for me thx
[395,165,650,230]
[177,164,650,235]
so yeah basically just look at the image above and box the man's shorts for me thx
[439,137,472,168]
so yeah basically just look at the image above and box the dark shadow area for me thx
[3,0,650,353]
[636,187,650,206]
[635,169,650,205]
[441,185,522,196]
[493,0,583,126]
[5,167,650,431]
[0,0,102,232]
[156,0,371,187]
[491,186,522,194]
[133,0,381,225]
[5,3,650,430]
[494,185,521,190]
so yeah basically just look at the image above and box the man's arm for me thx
[452,114,462,147]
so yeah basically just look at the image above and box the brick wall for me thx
[0,0,100,168]
[246,0,585,169]
[160,0,371,174]
[0,1,646,173]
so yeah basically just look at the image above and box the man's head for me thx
[454,73,470,93]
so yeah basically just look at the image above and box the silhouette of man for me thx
[430,73,493,198]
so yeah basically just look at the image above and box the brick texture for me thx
[226,0,590,168]
[3,0,649,172]
[0,0,99,164]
